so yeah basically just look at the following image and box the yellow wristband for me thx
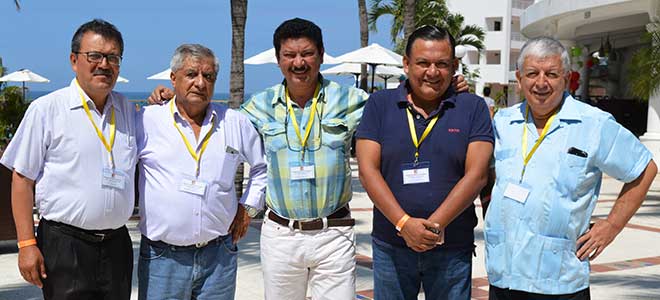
[17,238,37,249]
[395,214,410,232]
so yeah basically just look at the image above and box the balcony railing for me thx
[511,32,528,42]
[512,0,534,10]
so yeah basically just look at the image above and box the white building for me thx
[447,0,535,106]
[521,0,660,163]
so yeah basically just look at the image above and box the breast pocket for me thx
[321,118,348,150]
[217,151,241,191]
[494,148,516,181]
[261,122,287,153]
[556,153,588,198]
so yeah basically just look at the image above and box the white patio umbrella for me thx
[147,68,171,80]
[321,63,404,88]
[334,43,403,91]
[0,69,50,100]
[116,75,129,83]
[244,47,340,65]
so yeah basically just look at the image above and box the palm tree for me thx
[403,0,415,42]
[629,21,660,101]
[229,0,248,197]
[358,0,369,91]
[369,0,484,54]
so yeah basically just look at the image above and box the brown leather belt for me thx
[267,207,355,230]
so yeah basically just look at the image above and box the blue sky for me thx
[0,0,395,95]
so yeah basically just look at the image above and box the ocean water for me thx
[28,90,233,101]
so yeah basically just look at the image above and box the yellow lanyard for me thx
[170,98,215,177]
[405,96,439,164]
[75,79,116,168]
[520,104,558,182]
[286,83,321,160]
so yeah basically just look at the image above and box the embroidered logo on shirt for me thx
[448,128,461,133]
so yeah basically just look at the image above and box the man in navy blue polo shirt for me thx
[356,25,494,299]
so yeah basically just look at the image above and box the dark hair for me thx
[405,25,455,58]
[273,18,324,59]
[483,86,491,96]
[71,19,124,55]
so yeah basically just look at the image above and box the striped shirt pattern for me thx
[241,78,368,220]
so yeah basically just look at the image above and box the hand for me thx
[229,205,251,243]
[452,74,469,93]
[147,85,174,105]
[576,220,622,261]
[398,217,443,252]
[18,245,47,288]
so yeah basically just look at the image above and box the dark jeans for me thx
[489,285,591,300]
[372,237,472,300]
[37,219,133,300]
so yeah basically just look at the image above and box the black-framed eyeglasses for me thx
[74,51,122,66]
[284,104,323,153]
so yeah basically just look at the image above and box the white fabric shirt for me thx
[483,96,496,108]
[137,99,267,246]
[0,79,137,230]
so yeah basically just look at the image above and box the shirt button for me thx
[195,212,199,216]
[416,115,421,120]
[553,249,558,254]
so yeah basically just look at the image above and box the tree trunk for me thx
[403,0,416,43]
[229,0,247,198]
[358,0,369,92]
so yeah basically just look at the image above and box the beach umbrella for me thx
[244,47,340,65]
[335,43,403,92]
[321,63,404,88]
[147,68,171,80]
[0,69,50,100]
[117,75,129,83]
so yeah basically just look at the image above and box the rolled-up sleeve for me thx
[595,115,652,183]
[237,113,267,209]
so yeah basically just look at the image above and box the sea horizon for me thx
[26,90,249,102]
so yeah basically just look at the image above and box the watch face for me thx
[244,206,259,218]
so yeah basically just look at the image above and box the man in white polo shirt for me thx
[136,43,267,300]
[1,19,136,299]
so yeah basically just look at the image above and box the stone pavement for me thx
[1,159,659,299]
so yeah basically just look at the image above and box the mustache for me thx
[93,69,113,76]
[290,65,309,73]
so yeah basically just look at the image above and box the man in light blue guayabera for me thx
[485,36,657,300]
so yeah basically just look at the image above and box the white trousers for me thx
[260,217,356,300]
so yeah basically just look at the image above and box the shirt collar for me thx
[511,92,581,122]
[273,74,327,106]
[68,78,116,112]
[396,80,457,115]
[171,96,217,126]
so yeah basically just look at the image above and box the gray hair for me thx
[517,37,571,73]
[170,44,220,74]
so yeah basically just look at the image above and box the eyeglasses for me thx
[74,51,122,66]
[284,104,323,153]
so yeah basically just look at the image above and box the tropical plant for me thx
[358,0,369,91]
[369,0,485,54]
[0,86,28,151]
[628,21,660,101]
[229,0,248,197]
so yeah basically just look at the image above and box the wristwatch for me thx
[242,204,261,218]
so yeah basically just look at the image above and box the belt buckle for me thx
[94,233,106,241]
[195,241,208,248]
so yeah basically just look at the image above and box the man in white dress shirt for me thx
[136,44,267,300]
[1,19,136,300]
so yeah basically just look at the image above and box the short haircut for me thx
[170,44,220,74]
[517,37,571,73]
[71,19,124,55]
[483,86,491,96]
[273,18,324,59]
[405,25,456,58]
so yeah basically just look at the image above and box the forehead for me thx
[521,54,563,70]
[279,37,318,52]
[80,32,120,51]
[409,38,452,59]
[179,56,216,70]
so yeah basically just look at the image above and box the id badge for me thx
[401,161,430,185]
[102,168,126,190]
[179,175,208,196]
[290,164,315,180]
[503,181,530,204]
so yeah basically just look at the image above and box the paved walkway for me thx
[1,159,660,299]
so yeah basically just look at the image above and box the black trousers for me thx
[37,219,133,300]
[489,285,590,300]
